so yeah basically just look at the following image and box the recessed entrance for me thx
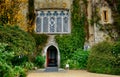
[47,46,58,67]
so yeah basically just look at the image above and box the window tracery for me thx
[36,10,70,34]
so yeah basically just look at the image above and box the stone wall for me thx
[34,0,73,10]
[18,0,28,31]
[34,0,115,47]
[87,0,114,47]
[34,0,73,67]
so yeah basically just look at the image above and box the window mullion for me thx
[55,16,57,33]
[36,10,70,34]
[62,16,64,33]
[41,16,43,33]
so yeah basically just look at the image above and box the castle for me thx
[17,0,117,68]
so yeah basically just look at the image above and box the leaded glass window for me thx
[35,10,70,34]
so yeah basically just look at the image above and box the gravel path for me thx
[27,70,120,77]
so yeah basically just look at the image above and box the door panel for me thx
[47,46,58,67]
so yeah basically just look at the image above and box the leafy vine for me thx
[55,0,87,67]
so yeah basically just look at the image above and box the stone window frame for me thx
[35,9,71,34]
[100,7,113,24]
[102,10,108,22]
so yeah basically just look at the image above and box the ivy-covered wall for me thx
[92,0,120,42]
[0,0,28,31]
[105,0,120,40]
[55,0,86,67]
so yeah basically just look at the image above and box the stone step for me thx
[44,67,58,72]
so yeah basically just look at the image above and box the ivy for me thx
[55,0,86,67]
[100,0,120,40]
[0,0,24,25]
[27,0,35,32]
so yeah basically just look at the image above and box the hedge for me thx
[87,41,120,75]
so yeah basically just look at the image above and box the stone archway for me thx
[44,45,60,67]
[47,46,58,67]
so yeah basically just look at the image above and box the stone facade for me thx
[19,0,115,67]
[43,35,60,67]
[34,0,73,10]
[87,0,114,46]
[34,0,115,67]
[17,0,28,31]
[19,0,115,46]
[34,0,73,67]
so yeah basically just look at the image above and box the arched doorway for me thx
[47,46,58,67]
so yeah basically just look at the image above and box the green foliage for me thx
[0,25,36,56]
[30,33,48,68]
[31,34,48,47]
[112,42,120,68]
[0,43,26,77]
[34,55,45,68]
[0,25,36,77]
[12,55,28,66]
[14,66,26,77]
[0,0,23,25]
[65,49,89,69]
[28,0,35,26]
[71,49,89,69]
[104,0,120,39]
[31,33,48,55]
[21,62,34,70]
[55,0,86,69]
[0,63,15,77]
[87,41,120,75]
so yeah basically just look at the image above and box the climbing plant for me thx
[55,0,87,68]
[27,0,35,32]
[0,0,27,27]
[92,0,120,41]
[107,0,120,40]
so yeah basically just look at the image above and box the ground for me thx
[27,70,120,77]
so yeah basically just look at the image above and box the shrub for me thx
[14,66,26,77]
[112,42,120,66]
[34,55,45,68]
[87,41,120,75]
[71,49,89,69]
[0,25,36,56]
[31,34,48,47]
[111,42,120,75]
[0,25,36,77]
[61,49,89,69]
[0,62,15,77]
[31,33,48,55]
[12,55,29,66]
[0,25,36,67]
[21,62,34,70]
[0,43,27,77]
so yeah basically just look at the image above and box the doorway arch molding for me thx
[43,43,60,68]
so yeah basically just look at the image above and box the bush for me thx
[31,33,48,55]
[21,62,34,70]
[34,55,45,68]
[0,25,36,56]
[0,25,36,77]
[0,62,15,77]
[87,41,120,75]
[111,42,120,74]
[112,42,120,66]
[31,34,48,47]
[61,49,89,69]
[0,43,27,77]
[12,55,29,66]
[71,49,89,69]
[14,66,26,77]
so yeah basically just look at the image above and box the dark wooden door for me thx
[47,46,58,67]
